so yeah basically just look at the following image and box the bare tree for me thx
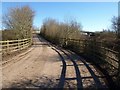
[3,6,35,39]
[112,16,120,87]
[111,16,120,38]
[40,18,83,44]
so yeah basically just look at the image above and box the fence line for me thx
[0,38,32,54]
[60,38,119,70]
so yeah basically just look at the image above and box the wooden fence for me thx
[0,38,32,54]
[60,38,119,75]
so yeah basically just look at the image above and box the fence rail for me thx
[60,38,119,71]
[0,38,32,54]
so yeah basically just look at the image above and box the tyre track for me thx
[51,47,66,88]
[66,50,108,89]
[51,46,83,89]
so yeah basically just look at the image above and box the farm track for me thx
[51,47,83,89]
[51,45,108,89]
[2,34,109,89]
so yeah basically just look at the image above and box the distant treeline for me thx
[40,18,118,48]
[40,18,86,44]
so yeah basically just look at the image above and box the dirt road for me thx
[2,34,108,89]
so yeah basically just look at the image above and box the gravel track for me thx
[2,34,108,89]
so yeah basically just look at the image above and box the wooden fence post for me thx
[23,39,24,49]
[78,40,81,52]
[18,40,20,50]
[7,40,9,53]
[30,38,32,46]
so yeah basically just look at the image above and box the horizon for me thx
[2,2,118,32]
